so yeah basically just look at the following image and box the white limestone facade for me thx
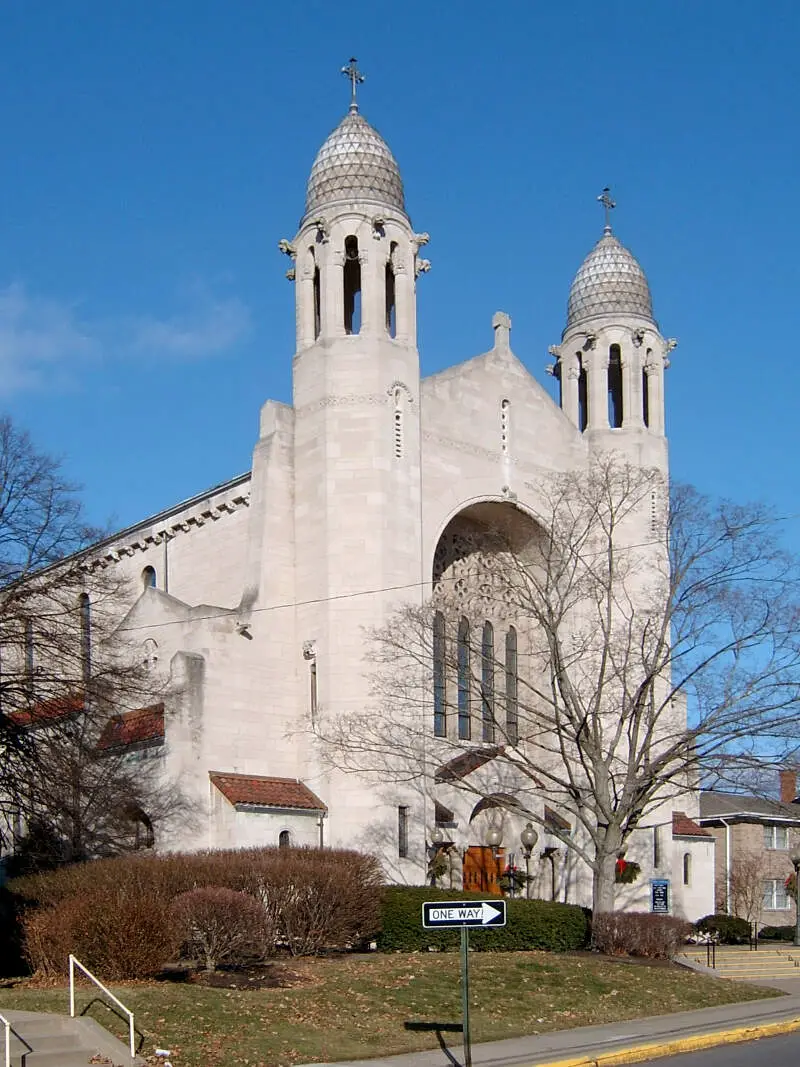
[83,93,712,918]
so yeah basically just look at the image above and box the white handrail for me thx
[68,954,136,1059]
[0,1012,33,1067]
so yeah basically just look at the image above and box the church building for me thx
[87,65,714,917]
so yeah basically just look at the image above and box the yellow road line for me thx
[530,1015,800,1067]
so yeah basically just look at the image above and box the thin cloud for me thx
[128,293,252,360]
[0,282,252,397]
[0,283,98,396]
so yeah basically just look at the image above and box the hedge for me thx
[12,846,383,978]
[694,913,751,944]
[378,887,589,952]
[759,924,795,941]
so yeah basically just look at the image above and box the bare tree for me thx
[0,416,186,868]
[726,851,766,927]
[312,457,800,913]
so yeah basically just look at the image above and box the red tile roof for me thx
[673,811,712,838]
[9,692,85,727]
[97,704,165,750]
[210,772,327,812]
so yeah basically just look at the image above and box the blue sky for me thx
[1,1,798,537]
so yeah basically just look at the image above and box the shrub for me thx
[592,912,691,958]
[378,887,589,952]
[171,887,275,971]
[23,892,176,979]
[695,913,751,945]
[14,846,383,978]
[759,924,795,941]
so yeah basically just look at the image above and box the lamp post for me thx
[791,846,800,947]
[520,823,539,900]
[485,827,503,896]
[429,826,446,887]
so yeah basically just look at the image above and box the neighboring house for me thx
[1,70,711,915]
[698,771,800,927]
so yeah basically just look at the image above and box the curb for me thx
[531,1015,800,1067]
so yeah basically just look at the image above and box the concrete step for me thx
[0,1008,146,1067]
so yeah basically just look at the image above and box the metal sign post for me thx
[422,900,507,1067]
[460,927,472,1067]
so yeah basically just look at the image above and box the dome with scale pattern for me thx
[305,110,405,218]
[566,229,655,330]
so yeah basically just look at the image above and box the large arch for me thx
[428,501,550,749]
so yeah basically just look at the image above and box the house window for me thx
[682,852,691,886]
[310,659,318,722]
[385,243,397,337]
[142,566,157,590]
[24,619,34,696]
[653,826,661,869]
[433,612,446,737]
[279,830,291,849]
[398,805,409,858]
[763,878,790,910]
[764,825,789,850]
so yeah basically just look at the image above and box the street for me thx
[650,1031,800,1065]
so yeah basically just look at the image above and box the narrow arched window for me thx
[343,236,361,334]
[24,619,34,697]
[577,353,588,431]
[385,242,397,338]
[142,565,156,590]
[433,611,446,737]
[608,344,623,428]
[643,349,652,426]
[481,622,495,742]
[457,617,471,740]
[683,851,692,886]
[279,829,291,849]
[505,626,518,745]
[500,400,510,455]
[78,593,91,682]
[310,247,321,340]
[310,659,318,723]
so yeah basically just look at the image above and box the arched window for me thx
[481,621,495,742]
[683,851,692,886]
[385,242,397,338]
[78,593,91,682]
[310,658,318,722]
[608,344,623,428]
[142,638,159,672]
[142,565,156,590]
[505,626,518,745]
[343,236,361,334]
[131,808,154,850]
[310,247,321,340]
[279,829,291,849]
[457,617,471,740]
[433,611,446,737]
[577,353,588,431]
[500,399,510,455]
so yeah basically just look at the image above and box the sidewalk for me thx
[301,982,800,1067]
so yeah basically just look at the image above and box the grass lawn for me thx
[0,952,780,1067]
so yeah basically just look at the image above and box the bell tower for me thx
[280,62,429,845]
[549,189,675,469]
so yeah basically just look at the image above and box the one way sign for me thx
[422,900,507,928]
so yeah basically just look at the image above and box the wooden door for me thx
[462,846,505,896]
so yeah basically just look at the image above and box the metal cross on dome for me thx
[341,57,365,113]
[598,186,616,232]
